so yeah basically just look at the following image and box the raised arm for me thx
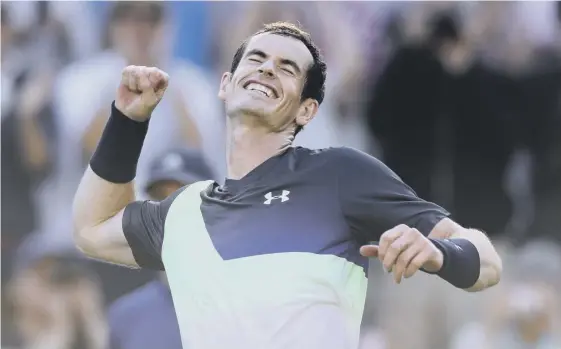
[73,66,169,268]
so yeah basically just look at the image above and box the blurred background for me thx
[1,1,560,348]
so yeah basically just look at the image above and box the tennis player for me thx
[73,22,502,349]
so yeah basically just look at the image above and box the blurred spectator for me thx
[1,1,99,64]
[365,6,462,205]
[1,3,56,283]
[452,282,560,349]
[2,1,99,271]
[516,4,561,244]
[108,148,214,349]
[7,233,107,349]
[452,240,561,349]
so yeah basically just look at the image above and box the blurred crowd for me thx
[1,2,560,349]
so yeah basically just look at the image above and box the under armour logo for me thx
[264,190,290,205]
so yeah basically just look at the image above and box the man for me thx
[73,22,502,349]
[108,148,214,349]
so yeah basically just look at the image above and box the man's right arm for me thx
[73,167,185,269]
[72,66,170,269]
[73,166,138,267]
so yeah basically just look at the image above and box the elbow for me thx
[73,226,98,259]
[484,245,504,289]
[73,227,91,256]
[464,252,503,293]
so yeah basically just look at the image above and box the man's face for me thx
[219,33,318,132]
[148,180,184,201]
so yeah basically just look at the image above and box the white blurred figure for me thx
[50,2,223,245]
[452,240,561,349]
[452,283,560,349]
[2,1,99,63]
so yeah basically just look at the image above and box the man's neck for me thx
[226,117,293,180]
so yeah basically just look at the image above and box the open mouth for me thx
[243,81,278,99]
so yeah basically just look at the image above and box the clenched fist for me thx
[115,66,169,122]
[360,224,444,284]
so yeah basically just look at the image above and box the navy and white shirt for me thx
[123,147,449,349]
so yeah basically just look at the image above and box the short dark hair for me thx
[230,22,327,135]
[427,12,460,47]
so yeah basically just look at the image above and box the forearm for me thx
[429,218,502,292]
[72,102,148,260]
[73,99,149,223]
[450,227,502,292]
[73,167,135,232]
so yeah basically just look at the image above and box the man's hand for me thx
[360,224,443,284]
[115,66,169,122]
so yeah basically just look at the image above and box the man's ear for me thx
[218,72,232,101]
[295,98,319,128]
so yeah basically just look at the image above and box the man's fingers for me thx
[129,67,140,93]
[138,69,152,91]
[121,67,132,91]
[382,230,416,272]
[359,245,379,258]
[147,67,161,86]
[404,249,431,279]
[148,68,169,97]
[378,224,408,262]
[393,243,423,284]
[122,66,167,94]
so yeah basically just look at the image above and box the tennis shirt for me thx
[123,146,450,349]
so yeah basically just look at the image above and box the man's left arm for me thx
[335,147,502,292]
[427,217,502,292]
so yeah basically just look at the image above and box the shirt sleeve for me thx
[122,187,187,270]
[335,147,450,243]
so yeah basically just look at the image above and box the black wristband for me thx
[428,238,481,289]
[90,102,149,183]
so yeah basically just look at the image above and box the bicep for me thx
[77,196,175,270]
[76,209,139,268]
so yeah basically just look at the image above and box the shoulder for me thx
[298,146,390,173]
[162,181,215,214]
[301,147,406,192]
[287,147,395,184]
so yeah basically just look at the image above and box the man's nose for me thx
[258,60,275,78]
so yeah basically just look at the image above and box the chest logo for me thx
[264,190,290,205]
